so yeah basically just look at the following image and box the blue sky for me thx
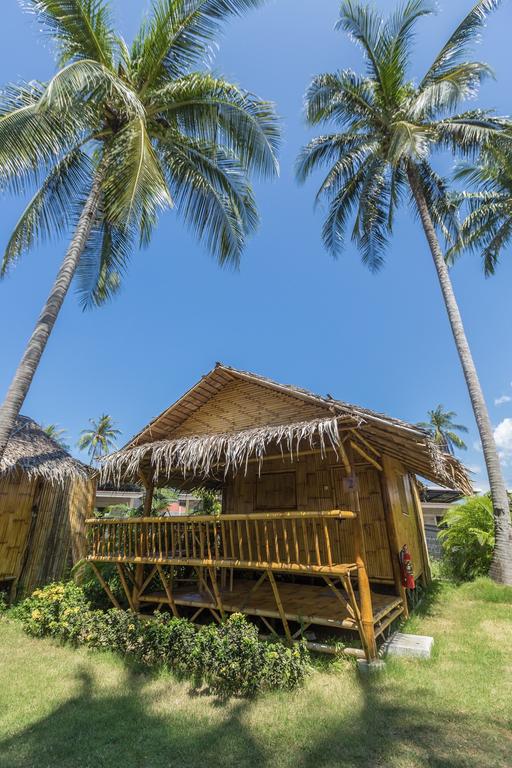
[1,0,512,487]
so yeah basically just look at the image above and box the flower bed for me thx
[11,582,310,697]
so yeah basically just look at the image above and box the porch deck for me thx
[140,578,404,637]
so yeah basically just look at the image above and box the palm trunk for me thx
[407,164,512,585]
[0,173,102,461]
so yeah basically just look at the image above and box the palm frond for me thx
[352,158,390,272]
[22,0,117,67]
[41,58,144,118]
[102,117,172,236]
[0,82,87,189]
[336,1,385,88]
[321,160,369,256]
[413,62,493,118]
[148,74,279,177]
[2,149,92,276]
[303,70,377,127]
[377,0,434,100]
[295,132,376,183]
[421,0,501,86]
[157,133,258,266]
[132,0,265,91]
[75,213,132,307]
[433,111,508,157]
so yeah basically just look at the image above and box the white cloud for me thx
[495,395,512,406]
[493,418,512,468]
[472,440,482,452]
[467,464,482,475]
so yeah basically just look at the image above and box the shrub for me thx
[13,584,310,696]
[439,495,495,581]
[11,582,89,637]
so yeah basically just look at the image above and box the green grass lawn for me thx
[0,578,511,768]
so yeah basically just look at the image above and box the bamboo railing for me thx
[86,510,358,575]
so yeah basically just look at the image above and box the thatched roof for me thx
[0,416,91,485]
[100,364,472,494]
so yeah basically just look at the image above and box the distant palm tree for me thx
[418,406,468,455]
[296,0,512,584]
[78,414,120,464]
[452,143,512,274]
[0,0,279,462]
[42,423,70,451]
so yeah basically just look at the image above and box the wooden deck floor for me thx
[140,578,404,632]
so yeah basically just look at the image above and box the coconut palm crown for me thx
[418,405,468,455]
[296,0,512,584]
[0,0,279,464]
[296,0,507,265]
[78,414,120,464]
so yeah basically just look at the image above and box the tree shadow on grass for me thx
[0,665,262,768]
[296,673,511,768]
[1,634,509,768]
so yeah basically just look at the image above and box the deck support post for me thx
[132,564,144,612]
[117,563,135,611]
[90,562,121,609]
[344,444,378,662]
[267,570,292,644]
[156,565,179,617]
[208,567,225,619]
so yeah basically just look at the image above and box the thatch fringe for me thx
[0,416,91,486]
[101,416,346,486]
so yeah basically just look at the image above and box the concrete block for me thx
[382,633,434,659]
[357,659,386,674]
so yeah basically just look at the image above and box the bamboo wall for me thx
[223,452,397,581]
[382,455,428,579]
[0,472,95,597]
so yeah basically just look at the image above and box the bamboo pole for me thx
[90,562,121,609]
[344,444,377,661]
[156,565,179,617]
[267,570,292,643]
[117,563,135,612]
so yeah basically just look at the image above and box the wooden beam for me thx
[90,562,121,609]
[350,440,383,472]
[267,570,292,643]
[350,430,381,457]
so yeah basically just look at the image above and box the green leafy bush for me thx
[13,583,310,696]
[439,495,495,581]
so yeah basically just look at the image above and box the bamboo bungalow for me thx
[92,365,471,661]
[0,416,95,599]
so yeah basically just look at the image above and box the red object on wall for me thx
[399,545,415,589]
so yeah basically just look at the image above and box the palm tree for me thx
[451,142,512,274]
[0,0,279,461]
[41,423,70,451]
[418,405,468,455]
[296,0,512,584]
[78,414,120,464]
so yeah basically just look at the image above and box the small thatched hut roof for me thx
[1,416,91,485]
[100,364,472,495]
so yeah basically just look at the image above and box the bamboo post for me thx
[344,445,377,661]
[133,470,155,612]
[409,475,432,585]
[267,570,292,643]
[90,562,121,609]
[117,563,135,612]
